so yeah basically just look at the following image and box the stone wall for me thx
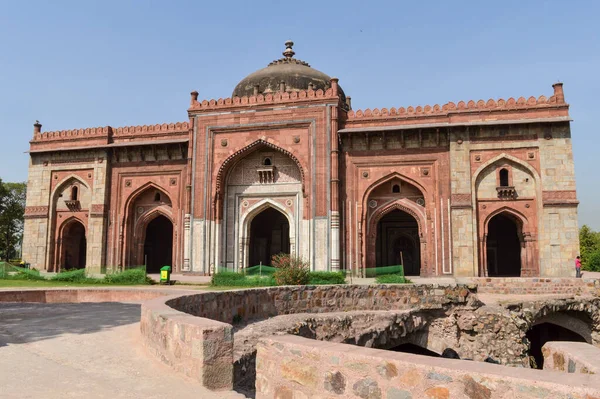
[543,341,600,374]
[256,335,600,399]
[167,284,474,325]
[473,277,600,296]
[140,295,234,391]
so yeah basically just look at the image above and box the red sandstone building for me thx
[23,41,579,277]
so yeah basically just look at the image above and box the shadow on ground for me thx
[0,302,140,347]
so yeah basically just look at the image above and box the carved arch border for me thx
[215,139,307,199]
[361,172,428,221]
[365,198,427,275]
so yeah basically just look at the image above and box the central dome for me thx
[232,41,344,99]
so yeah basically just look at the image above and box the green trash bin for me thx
[160,266,171,284]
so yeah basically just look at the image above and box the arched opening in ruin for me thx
[249,207,290,266]
[143,215,173,273]
[376,209,421,275]
[486,213,522,277]
[526,323,587,369]
[390,343,441,358]
[60,219,86,270]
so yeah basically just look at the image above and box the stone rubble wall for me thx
[167,284,474,325]
[543,341,600,375]
[473,277,600,296]
[256,335,600,399]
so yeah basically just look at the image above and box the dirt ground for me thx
[0,302,244,398]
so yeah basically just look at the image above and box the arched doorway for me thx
[526,322,587,369]
[143,215,173,273]
[376,210,421,275]
[249,207,290,266]
[61,220,86,270]
[486,213,522,277]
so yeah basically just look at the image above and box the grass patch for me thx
[210,270,348,287]
[211,271,276,287]
[366,265,404,278]
[375,274,411,284]
[0,265,153,286]
[308,271,347,285]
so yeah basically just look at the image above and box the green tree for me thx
[579,225,600,271]
[0,182,26,261]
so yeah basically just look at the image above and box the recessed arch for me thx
[366,199,427,275]
[122,182,174,269]
[47,175,91,271]
[57,217,87,271]
[473,153,541,186]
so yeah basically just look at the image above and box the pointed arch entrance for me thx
[123,184,176,271]
[375,210,421,275]
[59,219,87,270]
[249,207,290,266]
[485,212,523,277]
[143,215,173,273]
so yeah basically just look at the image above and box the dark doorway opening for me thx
[390,343,440,358]
[526,322,587,369]
[62,220,86,270]
[486,213,522,277]
[249,207,290,266]
[143,215,173,273]
[376,210,420,275]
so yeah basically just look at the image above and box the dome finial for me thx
[283,40,295,59]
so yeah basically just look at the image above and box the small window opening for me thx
[499,168,509,187]
[392,184,400,193]
[154,192,161,202]
[71,186,78,201]
[263,157,272,166]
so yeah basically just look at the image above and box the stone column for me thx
[329,89,341,271]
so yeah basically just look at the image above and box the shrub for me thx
[272,254,310,286]
[375,274,410,284]
[308,271,346,285]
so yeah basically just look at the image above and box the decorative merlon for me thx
[32,122,189,142]
[347,84,568,120]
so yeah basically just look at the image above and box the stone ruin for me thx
[141,279,600,398]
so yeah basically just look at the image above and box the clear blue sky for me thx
[1,1,598,229]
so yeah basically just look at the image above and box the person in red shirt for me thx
[575,255,582,278]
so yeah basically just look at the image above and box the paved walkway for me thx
[0,302,244,398]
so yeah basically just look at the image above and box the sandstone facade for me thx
[23,42,579,276]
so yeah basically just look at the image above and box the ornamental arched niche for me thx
[121,183,173,267]
[48,176,91,271]
[214,139,308,220]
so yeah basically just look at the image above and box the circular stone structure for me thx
[232,40,345,100]
[139,284,600,395]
